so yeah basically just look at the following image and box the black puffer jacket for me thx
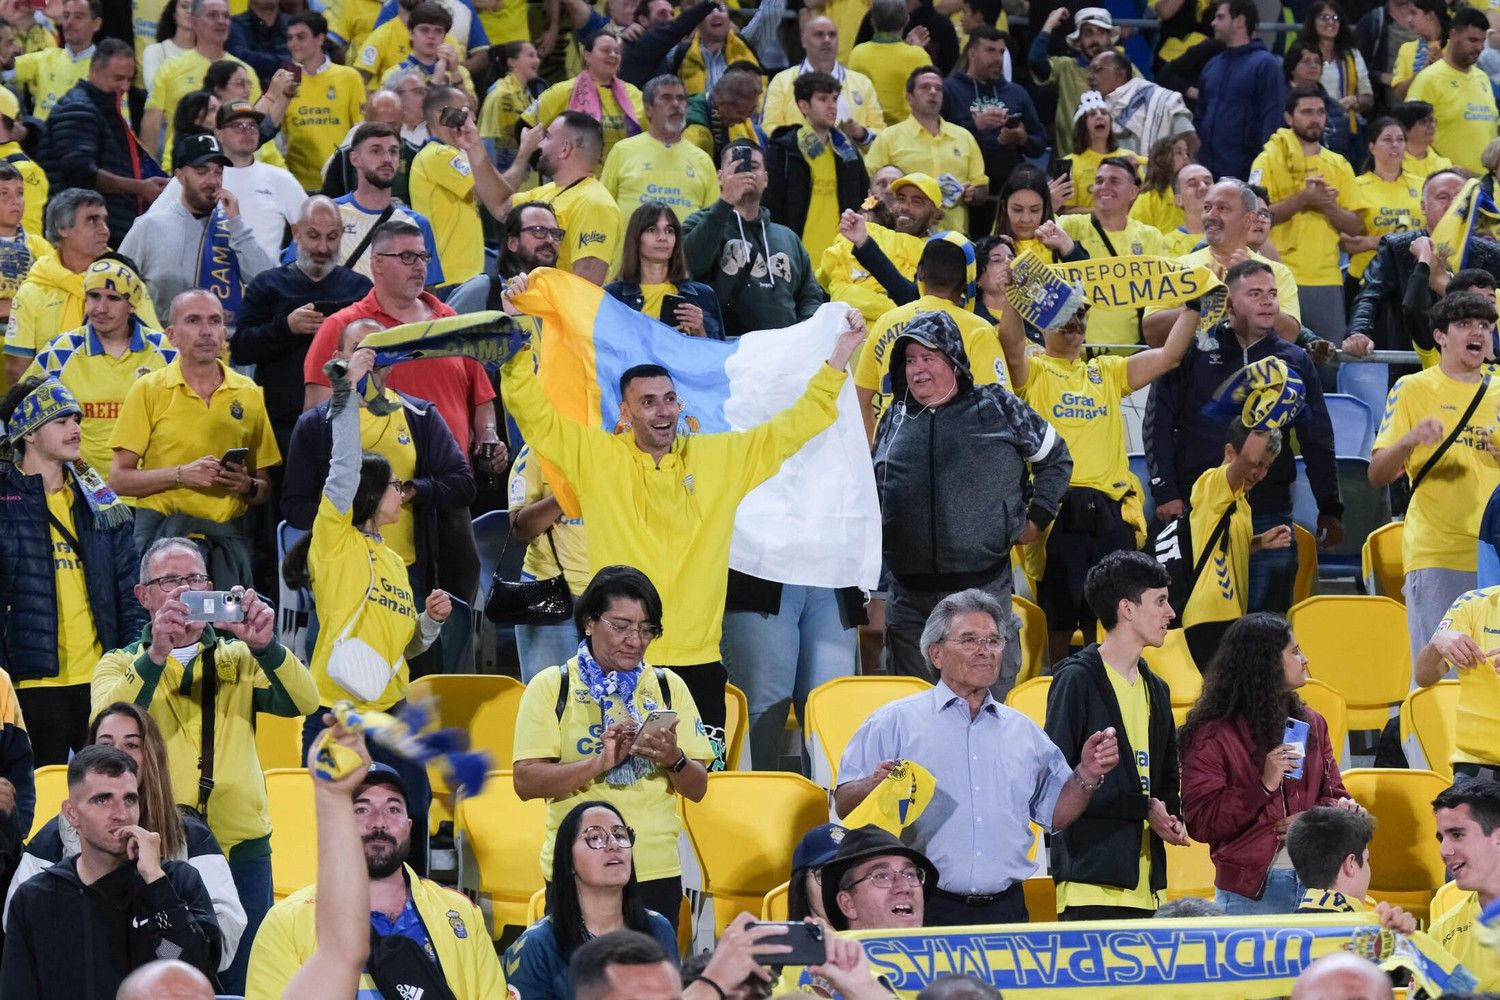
[762,124,870,245]
[872,311,1072,589]
[0,462,146,684]
[39,80,142,245]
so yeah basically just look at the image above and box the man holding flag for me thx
[118,134,275,329]
[500,268,868,767]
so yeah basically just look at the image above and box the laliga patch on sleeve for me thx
[450,154,472,177]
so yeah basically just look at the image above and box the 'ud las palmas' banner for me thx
[784,914,1474,998]
[1007,251,1224,335]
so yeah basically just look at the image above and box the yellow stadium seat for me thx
[1361,521,1404,603]
[1298,678,1349,767]
[1341,768,1448,923]
[724,683,749,771]
[30,764,68,840]
[1400,681,1458,780]
[455,769,550,936]
[804,676,932,788]
[408,675,524,831]
[1024,875,1056,922]
[681,772,829,936]
[762,880,790,920]
[255,712,303,772]
[1012,595,1048,685]
[1289,596,1411,730]
[527,886,546,924]
[1004,677,1050,729]
[1292,525,1317,605]
[265,768,316,901]
[1141,630,1201,726]
[1164,837,1216,901]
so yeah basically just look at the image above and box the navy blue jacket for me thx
[0,463,146,685]
[230,262,372,454]
[1143,325,1342,517]
[1195,40,1286,183]
[227,9,292,84]
[604,279,726,340]
[38,80,141,245]
[281,393,475,601]
[941,72,1045,193]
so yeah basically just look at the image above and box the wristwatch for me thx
[669,751,689,773]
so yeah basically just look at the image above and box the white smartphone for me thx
[636,710,677,740]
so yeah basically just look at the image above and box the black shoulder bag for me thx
[1409,375,1490,492]
[483,525,573,626]
[195,643,217,820]
[367,925,458,1000]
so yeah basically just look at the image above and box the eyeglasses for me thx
[220,120,259,132]
[375,250,433,266]
[847,866,926,890]
[579,825,636,849]
[145,573,212,589]
[1317,12,1340,20]
[946,634,1003,652]
[595,616,663,642]
[519,225,565,242]
[388,478,406,492]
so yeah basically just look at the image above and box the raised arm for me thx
[1126,302,1200,390]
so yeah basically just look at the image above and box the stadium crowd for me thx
[0,0,1500,995]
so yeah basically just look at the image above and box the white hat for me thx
[1067,7,1121,46]
[1074,90,1109,123]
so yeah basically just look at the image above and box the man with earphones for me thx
[871,310,1072,692]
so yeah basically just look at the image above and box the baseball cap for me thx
[357,763,410,807]
[792,823,847,872]
[0,86,17,123]
[173,132,232,171]
[215,99,265,128]
[890,173,941,209]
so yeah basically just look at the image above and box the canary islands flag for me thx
[511,268,881,591]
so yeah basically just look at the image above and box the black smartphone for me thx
[1047,155,1072,181]
[747,921,825,967]
[1004,114,1023,128]
[660,293,688,323]
[731,144,755,174]
[221,448,249,468]
[439,105,468,128]
[313,299,352,315]
[280,59,302,84]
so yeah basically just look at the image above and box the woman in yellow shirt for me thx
[605,203,726,339]
[524,33,645,165]
[1130,134,1193,234]
[283,349,450,869]
[995,164,1088,264]
[1058,91,1143,213]
[1344,116,1422,292]
[479,40,545,170]
[1395,99,1454,179]
[1390,0,1446,102]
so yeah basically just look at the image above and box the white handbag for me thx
[326,547,402,703]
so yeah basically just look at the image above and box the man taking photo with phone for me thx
[92,536,318,992]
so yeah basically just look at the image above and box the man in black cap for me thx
[246,763,505,998]
[820,824,939,932]
[118,132,276,324]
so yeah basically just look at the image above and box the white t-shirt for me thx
[149,160,305,262]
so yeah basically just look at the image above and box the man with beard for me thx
[601,74,720,229]
[1408,6,1498,175]
[245,763,504,999]
[502,113,619,286]
[445,201,561,313]
[330,121,444,284]
[1029,8,1131,153]
[820,172,942,322]
[118,134,276,326]
[0,746,221,999]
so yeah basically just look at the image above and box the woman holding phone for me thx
[993,166,1088,265]
[512,566,711,930]
[503,800,679,999]
[1178,613,1363,915]
[606,203,726,340]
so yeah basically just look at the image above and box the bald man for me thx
[116,960,215,1000]
[233,195,374,460]
[1289,953,1394,1000]
[761,16,884,142]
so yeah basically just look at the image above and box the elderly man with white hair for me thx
[834,588,1120,928]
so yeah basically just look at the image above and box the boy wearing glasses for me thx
[1044,550,1188,921]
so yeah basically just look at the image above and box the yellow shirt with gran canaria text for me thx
[855,294,1009,427]
[1019,352,1133,499]
[1058,214,1165,346]
[283,60,367,191]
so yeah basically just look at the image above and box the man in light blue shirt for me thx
[835,588,1120,927]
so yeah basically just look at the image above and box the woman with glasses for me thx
[606,203,725,340]
[513,566,712,930]
[787,824,846,921]
[1179,613,1362,915]
[283,347,452,869]
[504,800,678,999]
[4,702,247,977]
[1298,0,1371,159]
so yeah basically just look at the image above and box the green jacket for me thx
[680,200,826,337]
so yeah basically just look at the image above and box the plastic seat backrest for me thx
[1341,768,1448,922]
[1164,838,1216,900]
[762,881,790,921]
[1324,393,1374,458]
[724,683,749,771]
[1361,521,1404,602]
[1297,679,1349,768]
[1288,596,1410,730]
[804,676,932,787]
[455,769,549,934]
[1402,681,1458,780]
[29,765,68,841]
[1004,677,1051,730]
[1141,630,1201,726]
[265,768,316,900]
[1012,595,1048,686]
[255,712,304,772]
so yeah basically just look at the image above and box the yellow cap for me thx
[0,86,18,122]
[841,759,936,834]
[890,172,942,210]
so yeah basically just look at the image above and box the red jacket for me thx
[1180,711,1350,898]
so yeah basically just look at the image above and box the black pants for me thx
[1059,904,1157,921]
[1036,489,1138,637]
[18,684,91,765]
[926,882,1028,927]
[663,661,728,770]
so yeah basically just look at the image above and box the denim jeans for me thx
[220,852,273,994]
[1247,510,1296,614]
[721,584,857,771]
[1214,867,1301,916]
[516,619,581,681]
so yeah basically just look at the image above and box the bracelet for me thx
[174,465,182,487]
[695,976,728,1000]
[1071,770,1103,793]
